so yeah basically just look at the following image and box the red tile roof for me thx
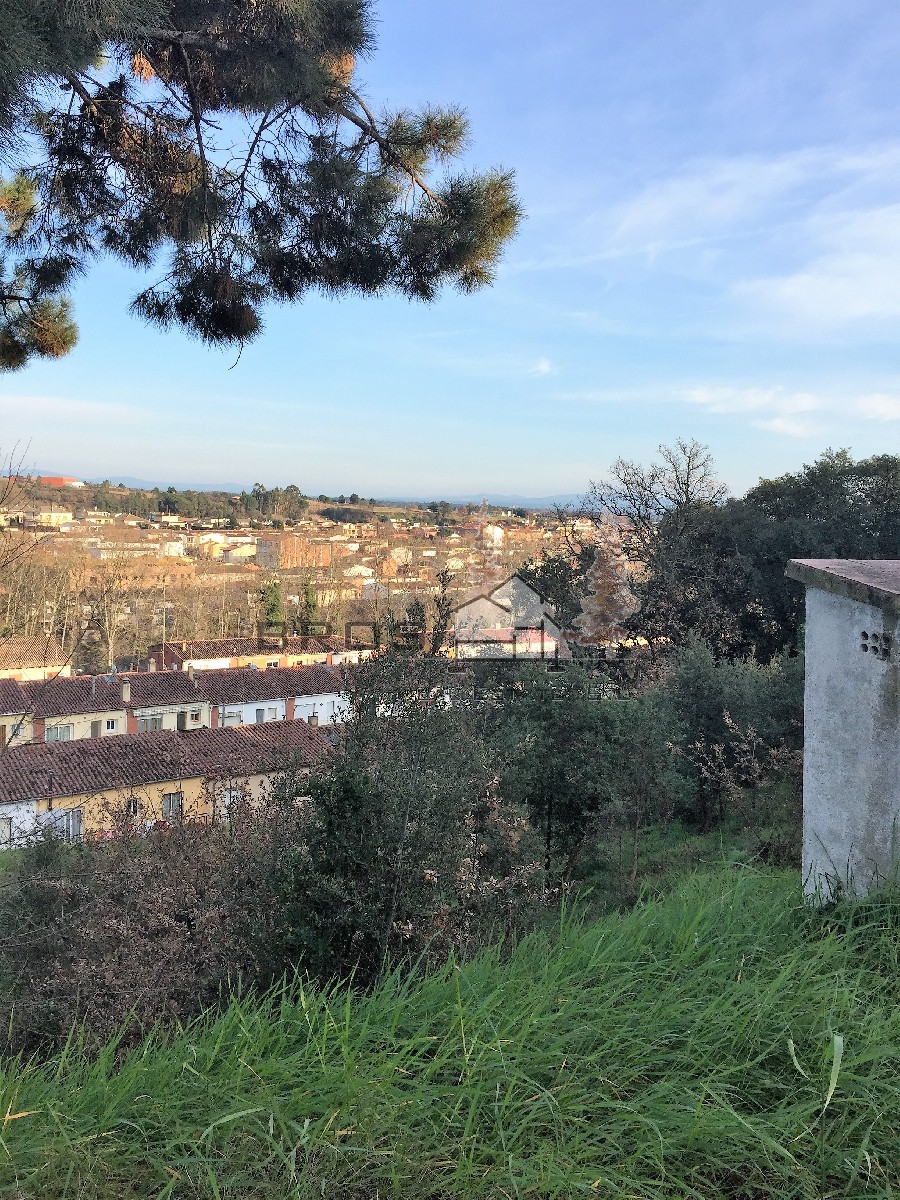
[150,635,347,663]
[0,679,27,716]
[0,722,331,805]
[12,664,345,720]
[0,634,68,672]
[197,665,343,706]
[21,672,205,718]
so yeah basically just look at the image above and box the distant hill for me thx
[84,476,249,493]
[389,494,584,510]
[30,473,582,509]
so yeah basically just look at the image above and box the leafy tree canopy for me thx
[0,0,522,368]
[582,443,900,663]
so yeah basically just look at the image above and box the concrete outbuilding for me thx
[786,559,900,898]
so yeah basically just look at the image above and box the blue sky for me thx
[3,0,900,497]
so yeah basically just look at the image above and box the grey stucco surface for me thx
[803,587,900,897]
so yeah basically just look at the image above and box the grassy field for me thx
[1,867,898,1199]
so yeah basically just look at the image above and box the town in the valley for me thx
[0,471,583,844]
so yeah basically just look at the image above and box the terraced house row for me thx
[0,665,348,748]
[0,721,331,847]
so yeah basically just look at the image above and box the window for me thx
[106,719,117,732]
[58,808,83,843]
[137,716,163,733]
[190,709,201,724]
[0,725,6,749]
[90,720,101,739]
[46,724,73,742]
[255,708,265,723]
[0,816,11,847]
[161,791,183,821]
[125,795,140,819]
[267,707,278,721]
[267,660,279,668]
[221,787,244,820]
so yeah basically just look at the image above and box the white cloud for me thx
[683,385,822,416]
[550,144,900,264]
[737,206,900,325]
[683,381,900,435]
[855,392,900,420]
[605,151,824,258]
[530,357,554,376]
[511,144,900,351]
[754,415,821,437]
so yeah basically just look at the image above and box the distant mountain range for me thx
[390,494,584,510]
[30,472,582,510]
[83,475,250,492]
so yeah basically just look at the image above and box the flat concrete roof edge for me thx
[786,559,900,618]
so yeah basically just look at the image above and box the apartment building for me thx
[0,634,71,681]
[0,721,331,847]
[1,664,349,746]
[148,635,369,671]
[198,665,348,727]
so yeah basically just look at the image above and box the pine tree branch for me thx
[141,30,219,48]
[63,73,97,114]
[334,96,445,207]
[237,105,295,193]
[173,38,214,251]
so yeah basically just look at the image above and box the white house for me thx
[452,574,568,660]
[197,665,349,728]
[785,559,900,898]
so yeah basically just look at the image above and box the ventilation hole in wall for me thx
[862,644,869,652]
[861,631,869,639]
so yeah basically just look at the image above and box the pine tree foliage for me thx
[0,0,522,369]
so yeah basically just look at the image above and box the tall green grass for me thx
[1,867,898,1198]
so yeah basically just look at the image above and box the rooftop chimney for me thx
[148,658,156,672]
[121,678,131,705]
[307,712,319,726]
[188,664,195,682]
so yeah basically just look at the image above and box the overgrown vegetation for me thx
[2,870,899,1198]
[0,440,896,1197]
[525,443,900,662]
[0,640,803,1056]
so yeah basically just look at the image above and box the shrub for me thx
[0,805,291,1054]
[266,653,546,983]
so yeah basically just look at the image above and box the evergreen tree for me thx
[259,577,286,636]
[0,1,521,369]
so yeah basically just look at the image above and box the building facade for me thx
[786,559,900,898]
[0,722,331,847]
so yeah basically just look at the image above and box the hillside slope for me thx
[1,868,898,1198]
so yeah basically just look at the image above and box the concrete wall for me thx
[131,703,210,733]
[294,692,347,723]
[218,692,346,726]
[220,700,287,726]
[1,714,33,747]
[0,799,37,846]
[44,709,124,741]
[803,587,900,897]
